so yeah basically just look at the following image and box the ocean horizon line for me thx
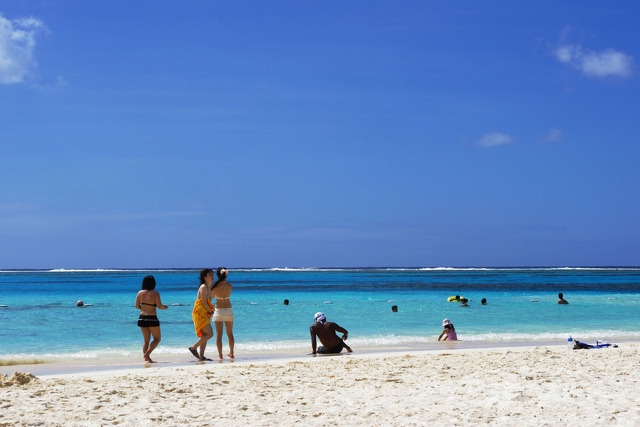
[1,265,640,273]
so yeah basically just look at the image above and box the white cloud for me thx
[555,43,633,78]
[0,13,47,84]
[475,132,514,148]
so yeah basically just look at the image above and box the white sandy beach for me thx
[1,343,639,426]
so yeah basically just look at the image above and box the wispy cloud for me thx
[554,29,633,78]
[538,128,565,144]
[33,74,67,91]
[75,210,209,223]
[475,132,515,148]
[0,13,47,84]
[0,208,209,233]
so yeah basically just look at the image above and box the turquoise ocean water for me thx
[1,267,639,369]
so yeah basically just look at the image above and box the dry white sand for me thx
[1,344,639,426]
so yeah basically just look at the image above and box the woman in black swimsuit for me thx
[134,275,168,362]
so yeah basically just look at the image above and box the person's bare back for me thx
[310,313,353,355]
[311,322,342,347]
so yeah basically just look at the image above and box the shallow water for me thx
[1,267,639,366]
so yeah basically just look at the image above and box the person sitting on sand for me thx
[310,312,353,355]
[558,293,569,304]
[189,269,215,361]
[135,275,168,363]
[438,318,458,341]
[212,267,235,360]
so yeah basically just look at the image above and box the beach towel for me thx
[192,299,214,337]
[573,340,614,350]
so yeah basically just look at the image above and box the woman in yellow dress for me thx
[189,269,215,361]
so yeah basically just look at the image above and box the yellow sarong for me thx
[192,299,214,337]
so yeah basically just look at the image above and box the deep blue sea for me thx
[1,267,640,368]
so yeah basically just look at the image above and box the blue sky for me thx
[1,1,638,268]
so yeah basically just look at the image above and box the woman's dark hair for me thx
[199,268,213,285]
[212,267,228,290]
[142,275,156,290]
[445,324,455,330]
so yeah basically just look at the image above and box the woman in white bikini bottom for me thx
[212,268,235,359]
[212,307,234,322]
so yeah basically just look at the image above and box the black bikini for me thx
[137,315,159,327]
[138,302,159,327]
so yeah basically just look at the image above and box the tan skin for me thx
[438,323,458,341]
[212,269,234,359]
[189,271,215,361]
[134,289,168,363]
[438,328,452,341]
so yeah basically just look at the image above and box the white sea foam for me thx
[458,330,640,341]
[47,268,184,273]
[50,269,123,272]
[4,330,640,364]
[233,330,640,351]
[417,267,491,271]
[1,266,636,274]
[261,267,349,272]
[0,348,136,363]
[415,267,640,272]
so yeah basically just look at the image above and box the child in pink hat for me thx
[438,318,458,341]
